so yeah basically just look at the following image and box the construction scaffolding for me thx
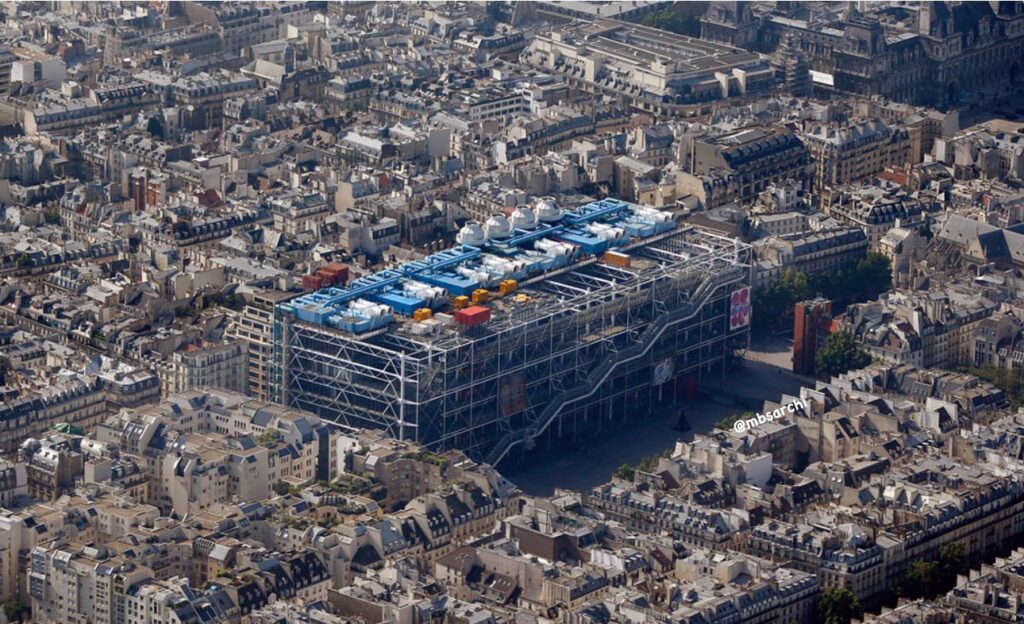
[272,225,753,465]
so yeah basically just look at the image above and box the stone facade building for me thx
[702,1,1024,109]
[802,120,911,196]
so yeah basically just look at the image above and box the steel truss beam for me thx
[272,226,753,461]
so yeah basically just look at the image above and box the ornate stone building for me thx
[701,1,1024,109]
[521,19,779,116]
[801,119,911,195]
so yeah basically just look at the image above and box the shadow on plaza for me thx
[499,356,813,496]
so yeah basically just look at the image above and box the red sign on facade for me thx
[730,287,752,331]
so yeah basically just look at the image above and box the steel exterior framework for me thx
[272,226,753,464]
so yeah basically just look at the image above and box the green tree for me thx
[960,365,1024,409]
[936,542,967,588]
[716,411,755,431]
[752,270,805,334]
[146,115,165,140]
[614,464,636,481]
[0,600,26,622]
[613,448,674,481]
[257,428,282,448]
[636,448,673,473]
[818,586,863,624]
[896,543,968,599]
[272,480,291,496]
[780,269,812,300]
[639,6,701,36]
[752,254,892,336]
[898,560,939,599]
[855,252,893,301]
[816,330,871,378]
